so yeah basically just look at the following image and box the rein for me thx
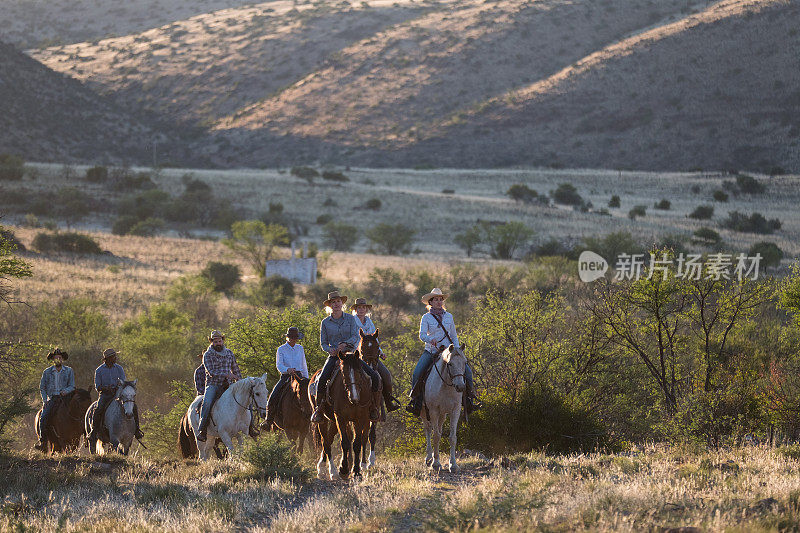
[433,356,464,389]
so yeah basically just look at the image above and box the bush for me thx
[736,174,765,194]
[608,195,621,208]
[722,211,781,234]
[321,170,349,182]
[689,205,714,220]
[128,217,165,237]
[246,275,295,307]
[365,198,382,210]
[181,174,211,194]
[85,165,108,183]
[366,223,416,255]
[241,428,311,481]
[290,166,318,182]
[628,205,647,219]
[506,184,538,203]
[712,190,728,202]
[323,221,358,251]
[316,214,333,225]
[692,227,722,246]
[580,232,642,262]
[111,169,157,191]
[0,154,25,181]
[118,189,172,221]
[268,202,283,214]
[749,241,783,271]
[0,229,25,252]
[32,232,102,254]
[442,188,455,194]
[654,199,671,210]
[112,215,139,235]
[551,183,582,206]
[201,262,241,293]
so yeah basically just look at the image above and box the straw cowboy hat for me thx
[285,327,304,340]
[323,291,348,306]
[47,348,69,361]
[208,330,225,342]
[421,287,448,304]
[350,297,373,311]
[102,348,121,359]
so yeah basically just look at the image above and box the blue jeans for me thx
[198,384,221,432]
[318,355,381,396]
[266,374,292,420]
[39,398,58,439]
[411,350,474,390]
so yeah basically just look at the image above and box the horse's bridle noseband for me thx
[435,354,465,388]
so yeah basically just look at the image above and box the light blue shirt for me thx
[353,314,377,335]
[320,313,359,354]
[276,342,309,378]
[419,311,460,353]
[94,363,126,392]
[40,365,75,402]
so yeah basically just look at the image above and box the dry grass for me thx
[4,445,800,531]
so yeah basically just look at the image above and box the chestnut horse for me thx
[178,411,227,459]
[358,329,382,470]
[310,350,375,480]
[268,372,312,453]
[34,389,93,453]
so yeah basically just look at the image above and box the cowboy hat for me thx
[208,330,225,341]
[421,287,448,304]
[47,348,69,361]
[323,291,348,306]
[102,348,121,359]
[350,297,373,310]
[285,326,304,340]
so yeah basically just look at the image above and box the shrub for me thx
[242,429,311,481]
[366,223,416,255]
[365,198,382,210]
[722,211,781,234]
[689,205,714,220]
[321,170,349,182]
[118,189,171,221]
[506,184,538,203]
[201,261,241,293]
[442,188,455,194]
[290,166,318,182]
[736,174,765,194]
[112,215,139,235]
[246,275,295,307]
[181,174,211,194]
[692,227,722,246]
[628,205,647,219]
[454,225,482,257]
[0,154,25,181]
[223,221,289,277]
[323,221,358,251]
[32,232,102,254]
[581,232,642,262]
[85,165,108,182]
[268,202,283,214]
[749,241,783,270]
[111,170,156,191]
[534,237,572,257]
[316,214,333,225]
[608,195,621,208]
[551,183,582,206]
[712,190,728,202]
[128,217,165,237]
[0,229,25,252]
[654,199,671,210]
[322,198,337,207]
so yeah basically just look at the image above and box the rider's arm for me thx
[320,319,335,354]
[343,314,359,348]
[203,348,224,380]
[445,313,460,348]
[94,366,102,393]
[299,346,309,378]
[276,346,288,375]
[63,367,75,395]
[119,365,127,382]
[419,314,435,344]
[39,369,48,403]
[230,353,242,381]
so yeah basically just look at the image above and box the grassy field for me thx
[3,444,800,532]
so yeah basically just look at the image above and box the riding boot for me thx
[369,389,382,422]
[310,382,326,423]
[464,380,482,415]
[405,395,423,417]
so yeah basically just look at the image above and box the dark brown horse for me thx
[35,389,93,453]
[178,410,227,459]
[268,372,312,453]
[358,329,382,470]
[311,350,375,480]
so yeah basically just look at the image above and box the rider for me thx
[193,353,206,396]
[406,288,481,417]
[351,297,401,415]
[197,330,259,441]
[35,348,75,450]
[310,291,382,423]
[262,326,310,430]
[89,348,144,446]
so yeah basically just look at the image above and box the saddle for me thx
[87,402,111,443]
[410,353,440,402]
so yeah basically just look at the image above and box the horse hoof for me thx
[448,463,459,473]
[317,471,329,481]
[424,457,433,467]
[431,462,441,471]
[360,462,369,471]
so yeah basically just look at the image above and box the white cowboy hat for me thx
[421,287,448,304]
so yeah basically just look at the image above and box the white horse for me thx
[421,344,467,473]
[85,378,138,455]
[188,375,269,460]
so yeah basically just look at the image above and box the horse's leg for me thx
[235,432,245,454]
[218,431,236,458]
[367,422,377,468]
[325,423,338,481]
[336,416,352,480]
[431,409,443,470]
[423,417,433,467]
[448,404,461,473]
[353,425,363,479]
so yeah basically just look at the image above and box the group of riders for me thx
[35,287,481,451]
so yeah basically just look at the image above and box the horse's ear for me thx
[448,344,454,352]
[359,329,365,338]
[374,327,380,337]
[460,342,466,351]
[132,379,138,387]
[261,373,269,383]
[117,378,123,386]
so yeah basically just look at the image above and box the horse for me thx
[420,343,467,473]
[311,350,375,480]
[177,411,227,459]
[358,329,383,470]
[187,375,269,460]
[85,379,139,455]
[268,372,312,454]
[34,388,93,453]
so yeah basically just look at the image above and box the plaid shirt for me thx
[194,364,206,395]
[202,345,241,388]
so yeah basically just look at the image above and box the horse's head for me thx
[442,343,467,393]
[250,374,270,417]
[358,329,380,364]
[116,378,137,419]
[291,374,313,416]
[339,350,368,405]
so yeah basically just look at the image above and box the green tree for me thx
[487,221,534,259]
[506,184,538,203]
[366,223,416,255]
[223,220,289,277]
[0,227,32,304]
[454,225,482,257]
[748,241,783,271]
[322,221,358,251]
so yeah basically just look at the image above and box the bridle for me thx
[115,386,136,417]
[233,379,266,416]
[341,356,371,406]
[434,352,465,389]
[358,336,380,366]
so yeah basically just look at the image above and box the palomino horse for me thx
[187,375,268,460]
[358,329,382,470]
[420,343,467,473]
[268,372,312,453]
[85,379,139,455]
[35,388,93,453]
[311,350,375,480]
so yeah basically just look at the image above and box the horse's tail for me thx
[178,411,197,459]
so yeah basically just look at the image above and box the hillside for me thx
[0,40,174,164]
[25,0,800,171]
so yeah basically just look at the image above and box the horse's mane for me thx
[115,380,137,399]
[72,388,91,401]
